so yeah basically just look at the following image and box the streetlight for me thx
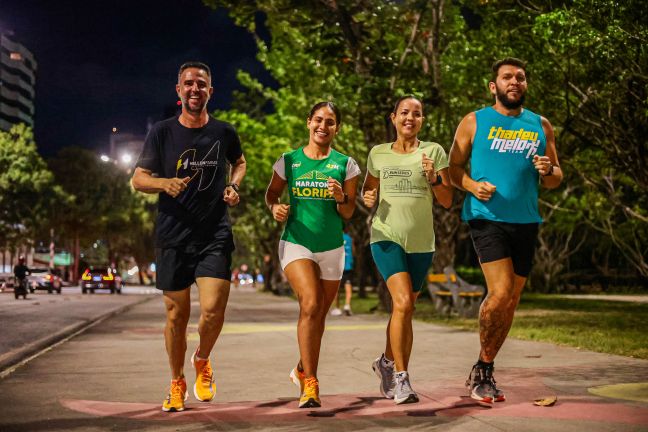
[120,153,132,165]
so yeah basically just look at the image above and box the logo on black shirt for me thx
[176,140,220,191]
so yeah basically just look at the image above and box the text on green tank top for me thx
[282,147,348,252]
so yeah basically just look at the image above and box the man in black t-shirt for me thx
[132,62,246,412]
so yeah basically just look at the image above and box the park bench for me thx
[427,266,485,318]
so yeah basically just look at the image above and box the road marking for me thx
[182,323,386,339]
[588,382,648,403]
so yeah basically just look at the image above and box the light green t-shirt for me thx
[273,147,361,252]
[367,141,449,253]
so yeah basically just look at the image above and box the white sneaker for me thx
[394,371,419,404]
[343,304,352,316]
[330,308,342,316]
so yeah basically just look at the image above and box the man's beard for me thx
[183,99,206,114]
[496,87,525,109]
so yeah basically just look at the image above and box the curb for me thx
[0,295,156,379]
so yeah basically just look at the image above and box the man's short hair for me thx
[491,57,527,82]
[178,62,211,80]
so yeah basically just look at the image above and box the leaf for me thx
[534,396,558,406]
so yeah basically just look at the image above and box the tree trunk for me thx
[73,232,80,281]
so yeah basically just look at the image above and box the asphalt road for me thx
[0,285,157,374]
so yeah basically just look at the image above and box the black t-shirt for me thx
[14,264,29,279]
[136,116,243,250]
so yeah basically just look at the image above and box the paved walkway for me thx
[0,286,647,431]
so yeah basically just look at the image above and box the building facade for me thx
[0,33,37,132]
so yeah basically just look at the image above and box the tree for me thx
[48,148,155,279]
[0,124,61,258]
[208,0,647,293]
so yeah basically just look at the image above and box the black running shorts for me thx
[468,219,539,277]
[341,270,353,286]
[155,243,232,291]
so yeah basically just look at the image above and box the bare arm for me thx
[265,171,290,222]
[362,172,380,208]
[449,113,496,201]
[223,154,247,206]
[334,175,359,220]
[534,117,563,189]
[131,167,189,197]
[431,168,453,209]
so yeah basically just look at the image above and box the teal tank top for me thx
[461,107,546,223]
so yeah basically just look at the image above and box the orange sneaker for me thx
[162,378,187,412]
[289,366,306,394]
[299,376,321,408]
[191,350,216,402]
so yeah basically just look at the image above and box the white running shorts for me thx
[278,240,345,281]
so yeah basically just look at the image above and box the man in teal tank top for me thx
[449,58,564,405]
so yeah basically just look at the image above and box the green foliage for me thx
[206,0,647,289]
[48,148,155,269]
[0,124,61,248]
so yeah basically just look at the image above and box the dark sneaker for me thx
[372,354,395,398]
[393,371,419,404]
[465,362,500,404]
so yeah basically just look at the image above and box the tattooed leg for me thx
[478,259,527,363]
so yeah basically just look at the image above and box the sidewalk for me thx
[0,286,647,431]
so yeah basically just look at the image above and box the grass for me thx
[349,292,648,359]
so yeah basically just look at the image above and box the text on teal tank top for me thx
[462,106,546,223]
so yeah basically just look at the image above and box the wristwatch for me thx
[336,192,348,204]
[226,183,240,192]
[542,163,554,177]
[429,174,443,186]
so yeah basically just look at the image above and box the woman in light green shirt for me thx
[362,96,453,404]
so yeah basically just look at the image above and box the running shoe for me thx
[191,350,216,402]
[343,304,353,316]
[372,353,395,398]
[299,376,321,408]
[162,378,188,412]
[393,371,419,404]
[330,308,342,316]
[466,362,502,404]
[289,366,306,394]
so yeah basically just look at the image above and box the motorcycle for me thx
[14,277,28,300]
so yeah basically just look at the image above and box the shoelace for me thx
[396,374,413,393]
[170,380,185,400]
[466,364,497,389]
[303,377,318,394]
[198,360,213,385]
[482,366,498,389]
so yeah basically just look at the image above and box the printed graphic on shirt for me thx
[292,170,334,200]
[381,166,427,197]
[176,140,220,191]
[486,126,540,158]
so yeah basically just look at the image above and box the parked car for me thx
[27,268,62,294]
[0,272,15,292]
[80,267,123,294]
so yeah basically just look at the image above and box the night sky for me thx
[2,0,271,156]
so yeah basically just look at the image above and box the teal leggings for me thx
[370,241,434,292]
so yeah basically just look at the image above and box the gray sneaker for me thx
[393,371,419,404]
[465,362,500,404]
[371,354,395,398]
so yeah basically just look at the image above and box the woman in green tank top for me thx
[363,96,453,404]
[265,102,360,408]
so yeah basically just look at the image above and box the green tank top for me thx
[276,147,360,252]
